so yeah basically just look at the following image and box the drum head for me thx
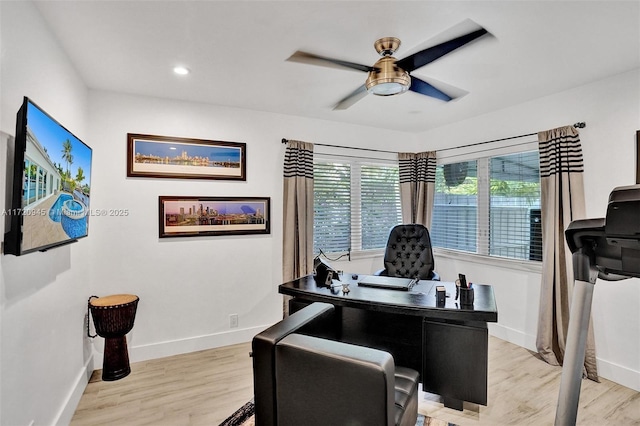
[90,294,138,307]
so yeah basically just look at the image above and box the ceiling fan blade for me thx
[396,28,489,72]
[333,84,369,110]
[287,51,377,73]
[409,76,454,102]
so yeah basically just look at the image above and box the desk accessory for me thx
[436,286,446,306]
[455,273,469,301]
[357,275,414,291]
[458,273,467,287]
[313,255,339,287]
[459,287,474,306]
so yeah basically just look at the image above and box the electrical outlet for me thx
[229,314,238,328]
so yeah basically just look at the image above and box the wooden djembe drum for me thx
[88,294,139,381]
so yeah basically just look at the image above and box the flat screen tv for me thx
[4,97,92,255]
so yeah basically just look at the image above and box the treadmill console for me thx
[565,184,640,279]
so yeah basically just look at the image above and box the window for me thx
[431,150,541,261]
[313,158,401,254]
[313,161,351,253]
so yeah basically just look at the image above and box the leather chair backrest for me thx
[384,224,435,280]
[275,334,395,426]
[252,303,336,426]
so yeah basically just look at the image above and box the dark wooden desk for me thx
[279,274,498,410]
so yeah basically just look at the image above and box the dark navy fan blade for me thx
[409,77,453,102]
[287,51,377,73]
[333,84,369,110]
[396,28,488,72]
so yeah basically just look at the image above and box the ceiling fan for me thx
[286,26,490,110]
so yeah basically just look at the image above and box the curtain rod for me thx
[436,122,586,153]
[282,121,586,154]
[281,138,397,154]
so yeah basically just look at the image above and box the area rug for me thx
[219,399,457,426]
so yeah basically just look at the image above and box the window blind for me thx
[431,150,542,262]
[313,159,401,254]
[489,151,541,260]
[313,162,351,253]
[360,164,402,250]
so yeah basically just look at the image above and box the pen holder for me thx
[459,287,474,306]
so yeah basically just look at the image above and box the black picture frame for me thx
[158,196,270,238]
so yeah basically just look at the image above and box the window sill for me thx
[323,248,542,274]
[350,249,385,260]
[319,249,385,261]
[433,248,543,274]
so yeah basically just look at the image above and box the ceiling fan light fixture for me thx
[367,80,410,96]
[365,56,410,96]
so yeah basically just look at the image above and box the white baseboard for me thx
[596,358,640,391]
[489,323,537,352]
[489,323,640,392]
[55,356,94,426]
[92,325,269,367]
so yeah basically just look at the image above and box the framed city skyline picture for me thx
[158,196,270,238]
[127,133,246,180]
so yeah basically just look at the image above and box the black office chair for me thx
[375,224,440,281]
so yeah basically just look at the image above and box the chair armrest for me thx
[253,302,335,348]
[253,302,335,426]
[373,268,388,276]
[275,334,396,426]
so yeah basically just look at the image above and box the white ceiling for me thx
[34,1,640,133]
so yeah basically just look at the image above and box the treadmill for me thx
[555,184,640,425]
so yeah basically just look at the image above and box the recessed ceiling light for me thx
[173,66,190,76]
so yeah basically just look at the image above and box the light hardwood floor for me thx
[71,336,639,425]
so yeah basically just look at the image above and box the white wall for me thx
[0,2,92,425]
[85,90,415,366]
[414,69,640,391]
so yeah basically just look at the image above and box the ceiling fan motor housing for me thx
[374,37,402,56]
[365,56,411,96]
